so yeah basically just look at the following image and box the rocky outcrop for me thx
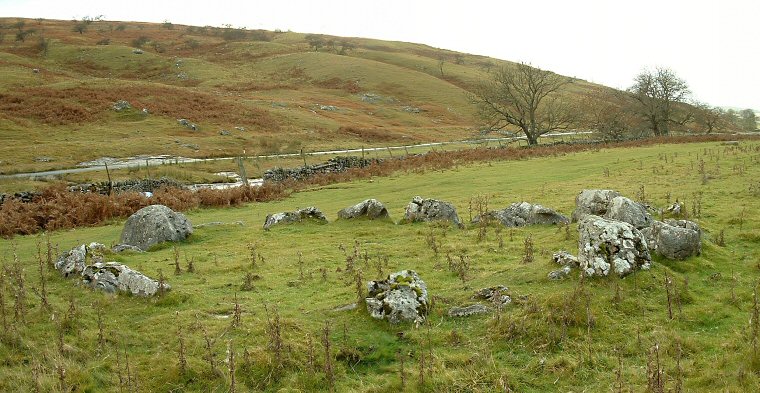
[365,270,429,324]
[605,196,653,229]
[112,244,145,253]
[263,207,328,230]
[578,215,651,277]
[337,199,389,220]
[403,196,464,228]
[119,205,193,251]
[82,262,168,296]
[571,189,622,222]
[641,220,701,260]
[55,243,107,277]
[473,202,569,227]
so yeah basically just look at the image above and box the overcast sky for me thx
[3,0,758,110]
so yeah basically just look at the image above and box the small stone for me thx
[548,265,573,280]
[132,49,144,54]
[112,100,131,112]
[448,304,488,317]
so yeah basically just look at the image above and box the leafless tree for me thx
[692,102,726,134]
[628,67,690,136]
[472,62,575,145]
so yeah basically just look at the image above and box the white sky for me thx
[2,0,758,110]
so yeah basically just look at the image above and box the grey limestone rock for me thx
[571,189,622,222]
[337,199,389,220]
[605,196,653,229]
[119,205,193,251]
[641,220,701,260]
[263,207,327,230]
[82,262,168,296]
[472,285,511,305]
[474,201,569,227]
[365,270,428,324]
[578,215,651,277]
[403,196,463,228]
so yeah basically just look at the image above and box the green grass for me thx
[2,140,759,391]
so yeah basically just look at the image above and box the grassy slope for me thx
[1,140,759,391]
[0,18,606,177]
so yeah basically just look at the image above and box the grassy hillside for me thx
[1,140,759,391]
[0,17,609,176]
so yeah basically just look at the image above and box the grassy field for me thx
[0,17,611,177]
[1,140,759,392]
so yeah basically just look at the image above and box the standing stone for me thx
[641,220,701,260]
[473,201,569,227]
[403,196,463,228]
[337,199,389,220]
[571,189,622,222]
[119,205,193,251]
[605,196,653,229]
[578,215,651,277]
[366,270,429,324]
[82,262,168,296]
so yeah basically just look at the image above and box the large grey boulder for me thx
[403,196,463,228]
[55,243,107,277]
[578,215,651,277]
[605,196,653,229]
[337,199,389,220]
[641,220,701,260]
[366,270,429,324]
[473,202,569,227]
[263,207,327,230]
[82,262,168,296]
[120,205,192,251]
[571,189,622,222]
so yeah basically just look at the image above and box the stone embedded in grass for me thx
[402,196,464,228]
[578,215,651,277]
[366,270,428,324]
[641,220,701,260]
[552,250,579,266]
[55,242,107,277]
[448,304,488,318]
[548,265,573,280]
[263,206,328,230]
[337,199,389,220]
[112,244,145,253]
[605,196,653,229]
[571,189,622,222]
[112,100,131,112]
[82,262,168,296]
[472,285,511,305]
[119,205,193,251]
[473,201,569,227]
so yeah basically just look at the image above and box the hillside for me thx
[0,17,612,176]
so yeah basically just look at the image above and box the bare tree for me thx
[628,67,690,136]
[472,62,575,145]
[692,102,725,134]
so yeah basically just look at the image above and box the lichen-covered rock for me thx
[55,244,88,277]
[641,220,701,260]
[112,100,131,112]
[263,207,328,230]
[548,265,573,280]
[120,205,192,251]
[337,199,389,220]
[571,189,622,222]
[112,244,145,253]
[448,304,488,317]
[552,250,579,267]
[82,262,168,296]
[366,270,428,324]
[403,196,463,228]
[605,196,653,229]
[472,285,511,305]
[473,201,569,227]
[578,215,651,277]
